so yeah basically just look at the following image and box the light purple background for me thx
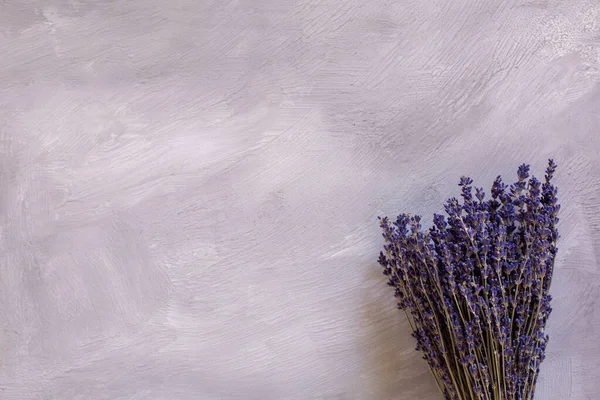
[1,1,599,399]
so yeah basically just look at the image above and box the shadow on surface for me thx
[359,264,440,400]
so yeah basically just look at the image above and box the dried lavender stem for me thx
[378,160,559,400]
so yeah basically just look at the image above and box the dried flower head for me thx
[378,160,560,400]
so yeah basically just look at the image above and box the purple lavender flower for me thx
[378,160,560,400]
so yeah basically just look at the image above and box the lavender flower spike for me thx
[378,160,560,400]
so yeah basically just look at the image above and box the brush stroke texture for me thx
[0,1,599,399]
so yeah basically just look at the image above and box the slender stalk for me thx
[377,160,559,400]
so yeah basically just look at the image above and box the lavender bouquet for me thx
[377,160,559,400]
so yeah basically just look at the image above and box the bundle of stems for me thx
[378,160,559,400]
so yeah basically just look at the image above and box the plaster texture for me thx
[1,1,599,399]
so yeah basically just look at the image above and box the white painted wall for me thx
[1,1,599,399]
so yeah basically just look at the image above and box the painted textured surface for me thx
[0,1,599,399]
